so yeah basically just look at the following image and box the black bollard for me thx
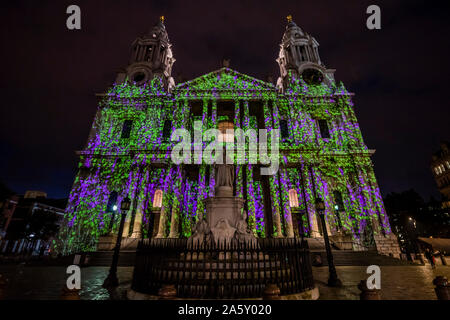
[440,254,447,266]
[358,280,381,300]
[433,276,450,300]
[0,274,8,300]
[263,284,281,300]
[158,284,177,300]
[60,285,81,300]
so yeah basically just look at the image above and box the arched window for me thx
[106,191,118,212]
[218,121,234,143]
[288,189,299,207]
[153,189,163,208]
[121,120,133,139]
[333,191,344,211]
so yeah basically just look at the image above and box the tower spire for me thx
[276,16,334,92]
[115,16,176,91]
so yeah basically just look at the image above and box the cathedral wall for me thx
[56,71,398,256]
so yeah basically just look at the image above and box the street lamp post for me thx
[408,216,424,263]
[103,196,131,288]
[108,205,118,233]
[316,198,342,287]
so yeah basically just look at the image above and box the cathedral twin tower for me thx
[56,16,401,258]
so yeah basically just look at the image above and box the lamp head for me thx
[315,198,325,212]
[121,197,131,211]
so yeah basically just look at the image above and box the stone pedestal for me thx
[131,209,143,238]
[190,181,256,246]
[200,192,258,245]
[204,196,245,235]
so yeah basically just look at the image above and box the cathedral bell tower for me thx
[276,15,335,92]
[115,16,176,91]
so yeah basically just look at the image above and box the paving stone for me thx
[313,265,450,300]
[0,264,448,300]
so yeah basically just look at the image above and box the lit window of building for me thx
[153,189,163,208]
[288,189,299,207]
[218,121,234,143]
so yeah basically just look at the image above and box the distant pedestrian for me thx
[39,246,45,258]
[425,248,436,269]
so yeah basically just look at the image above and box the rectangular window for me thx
[317,119,330,139]
[280,119,289,140]
[121,120,133,139]
[162,120,171,141]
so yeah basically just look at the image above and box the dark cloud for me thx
[0,0,449,199]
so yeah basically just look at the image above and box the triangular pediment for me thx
[176,67,275,91]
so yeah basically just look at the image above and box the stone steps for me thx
[84,250,417,267]
[46,237,414,267]
[84,251,136,266]
[310,250,419,266]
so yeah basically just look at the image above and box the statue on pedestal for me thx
[234,210,258,246]
[210,218,236,244]
[190,215,210,247]
[215,163,234,188]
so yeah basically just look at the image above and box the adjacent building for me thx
[431,141,450,208]
[0,191,65,240]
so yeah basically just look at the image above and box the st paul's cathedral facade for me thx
[56,16,401,258]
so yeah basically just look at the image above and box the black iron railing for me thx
[131,238,314,299]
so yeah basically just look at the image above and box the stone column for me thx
[131,208,143,238]
[241,100,258,235]
[138,46,145,61]
[168,166,183,238]
[156,167,173,238]
[129,166,147,239]
[302,164,320,238]
[272,101,293,238]
[310,166,333,237]
[122,212,131,238]
[195,165,206,218]
[269,174,283,238]
[234,99,243,198]
[280,169,294,238]
[209,99,217,196]
[263,100,283,238]
[155,206,167,238]
[168,205,180,238]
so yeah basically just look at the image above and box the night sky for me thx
[1,0,449,200]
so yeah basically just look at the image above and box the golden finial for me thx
[287,15,293,23]
[160,15,165,23]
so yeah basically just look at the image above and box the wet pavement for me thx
[0,264,133,300]
[313,265,450,300]
[0,264,448,300]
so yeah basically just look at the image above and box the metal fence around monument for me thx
[131,237,314,299]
